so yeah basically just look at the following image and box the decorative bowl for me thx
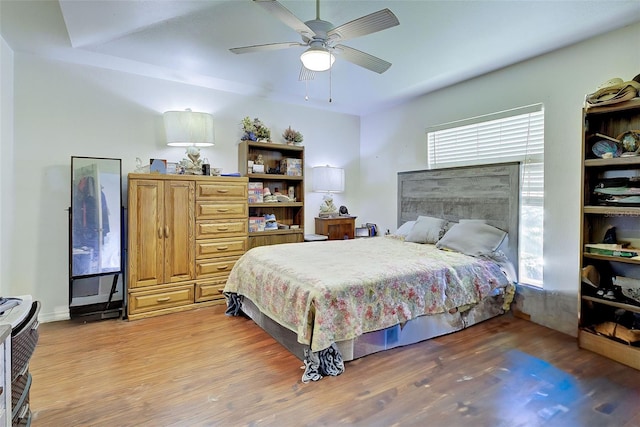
[617,131,640,153]
[592,140,622,158]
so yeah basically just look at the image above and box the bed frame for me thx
[239,162,521,362]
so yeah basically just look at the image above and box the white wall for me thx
[8,54,359,321]
[358,22,640,335]
[0,36,15,296]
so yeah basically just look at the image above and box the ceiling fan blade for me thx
[327,8,399,43]
[299,66,315,81]
[230,42,303,54]
[299,67,313,103]
[334,44,391,74]
[254,0,315,38]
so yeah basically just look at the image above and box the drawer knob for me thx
[217,226,229,231]
[217,208,230,212]
[217,246,229,251]
[217,189,229,193]
[157,297,171,303]
[217,265,229,270]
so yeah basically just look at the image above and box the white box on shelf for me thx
[248,182,263,203]
[249,217,266,232]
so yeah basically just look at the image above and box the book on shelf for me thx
[585,243,639,257]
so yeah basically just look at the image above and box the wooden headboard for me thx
[397,162,520,273]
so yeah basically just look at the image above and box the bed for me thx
[224,162,520,382]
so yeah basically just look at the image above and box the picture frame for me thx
[150,158,167,174]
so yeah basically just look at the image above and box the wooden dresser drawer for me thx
[196,219,247,239]
[196,256,240,279]
[195,279,228,302]
[196,237,247,259]
[196,182,247,200]
[128,284,194,315]
[196,201,247,219]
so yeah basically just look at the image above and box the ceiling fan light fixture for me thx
[300,46,335,72]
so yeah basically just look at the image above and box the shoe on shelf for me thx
[265,221,278,230]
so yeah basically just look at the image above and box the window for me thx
[426,104,544,286]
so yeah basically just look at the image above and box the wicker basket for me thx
[11,301,40,381]
[12,403,31,427]
[11,372,31,420]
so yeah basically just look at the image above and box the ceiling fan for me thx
[230,0,400,80]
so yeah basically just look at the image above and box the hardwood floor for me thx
[29,306,640,427]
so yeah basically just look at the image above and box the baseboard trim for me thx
[38,309,70,323]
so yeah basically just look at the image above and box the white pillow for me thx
[436,221,506,256]
[394,221,416,238]
[405,216,447,244]
[459,219,487,224]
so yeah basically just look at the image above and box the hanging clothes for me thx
[74,176,98,250]
[101,188,110,237]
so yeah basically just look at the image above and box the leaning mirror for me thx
[70,156,122,277]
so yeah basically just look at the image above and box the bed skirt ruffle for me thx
[302,344,344,382]
[223,291,243,316]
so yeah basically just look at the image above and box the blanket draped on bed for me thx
[224,237,513,380]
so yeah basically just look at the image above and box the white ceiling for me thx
[2,0,640,116]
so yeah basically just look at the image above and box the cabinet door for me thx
[329,223,350,240]
[128,179,164,288]
[163,180,195,283]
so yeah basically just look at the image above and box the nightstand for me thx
[315,216,357,240]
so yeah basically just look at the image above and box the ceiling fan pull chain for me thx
[305,80,309,101]
[329,60,332,103]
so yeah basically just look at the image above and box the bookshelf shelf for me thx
[581,295,640,314]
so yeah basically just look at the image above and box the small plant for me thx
[255,120,271,141]
[241,116,271,142]
[282,126,303,144]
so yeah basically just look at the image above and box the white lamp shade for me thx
[300,47,335,72]
[164,110,214,147]
[313,166,345,192]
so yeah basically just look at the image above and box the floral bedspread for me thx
[223,236,512,352]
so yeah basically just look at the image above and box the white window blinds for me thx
[427,104,544,169]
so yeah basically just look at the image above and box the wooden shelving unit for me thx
[238,140,305,249]
[579,97,640,369]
